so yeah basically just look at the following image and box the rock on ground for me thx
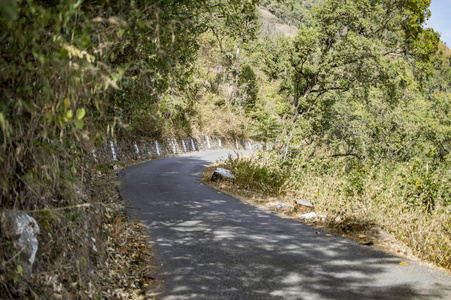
[1,211,40,274]
[211,168,236,182]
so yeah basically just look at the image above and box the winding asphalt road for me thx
[120,150,451,299]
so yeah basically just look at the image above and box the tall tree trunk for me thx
[232,40,243,101]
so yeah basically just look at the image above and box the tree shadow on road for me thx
[121,154,451,300]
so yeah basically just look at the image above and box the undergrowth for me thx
[224,153,288,195]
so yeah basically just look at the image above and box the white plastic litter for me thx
[300,212,318,220]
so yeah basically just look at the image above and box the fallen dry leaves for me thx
[99,213,159,299]
[89,167,163,300]
[97,213,162,299]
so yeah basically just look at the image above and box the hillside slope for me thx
[259,8,297,37]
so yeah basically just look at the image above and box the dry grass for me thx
[0,144,163,299]
[439,41,451,57]
[191,91,256,139]
[259,8,298,38]
[283,164,451,271]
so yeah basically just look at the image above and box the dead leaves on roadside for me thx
[98,215,161,299]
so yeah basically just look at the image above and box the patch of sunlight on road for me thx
[172,220,211,232]
[213,227,240,240]
[281,272,303,284]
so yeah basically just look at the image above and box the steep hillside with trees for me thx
[1,0,450,297]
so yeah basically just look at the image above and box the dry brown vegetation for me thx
[1,157,162,299]
[191,92,253,139]
[258,8,297,38]
[439,41,451,57]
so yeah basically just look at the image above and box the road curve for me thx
[119,150,451,299]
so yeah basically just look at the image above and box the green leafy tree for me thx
[202,0,261,99]
[0,0,238,296]
[260,36,292,80]
[287,0,438,116]
[277,0,439,162]
[239,64,259,110]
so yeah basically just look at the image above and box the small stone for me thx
[294,199,313,208]
[300,212,317,220]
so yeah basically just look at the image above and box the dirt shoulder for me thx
[94,167,164,300]
[202,163,451,276]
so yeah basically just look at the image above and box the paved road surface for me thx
[120,150,451,299]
